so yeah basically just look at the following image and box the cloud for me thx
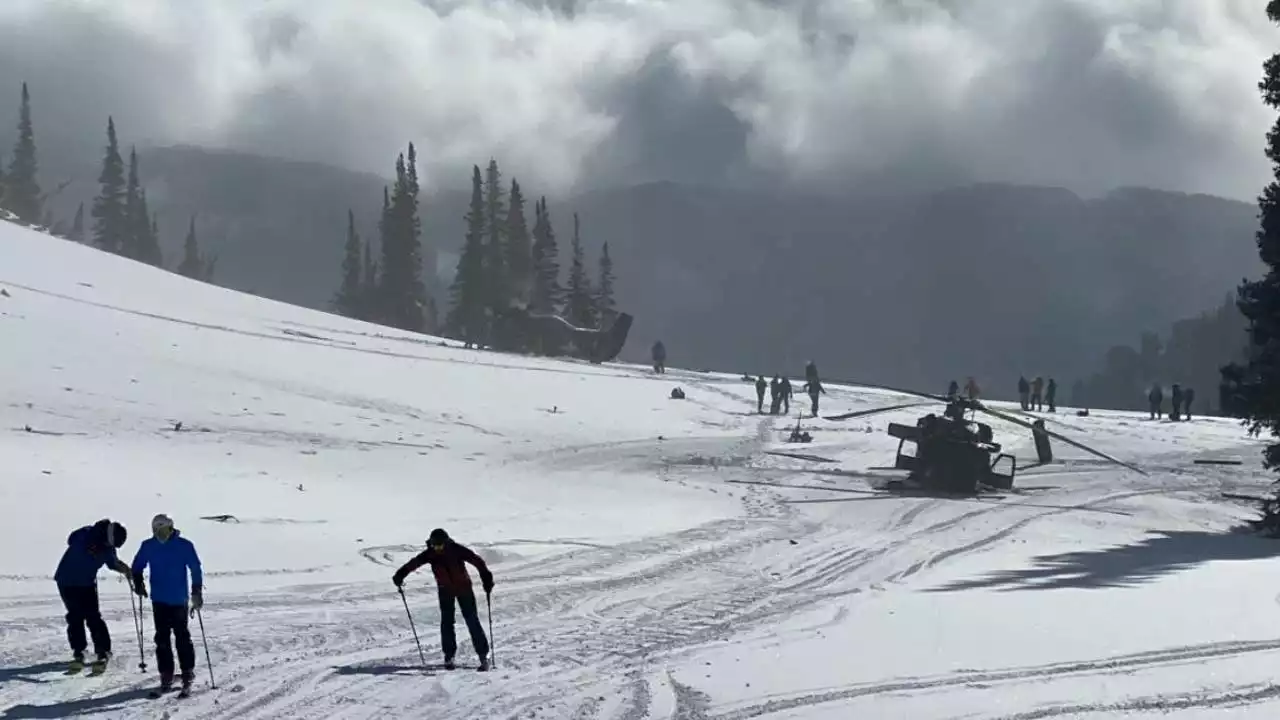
[0,0,1274,199]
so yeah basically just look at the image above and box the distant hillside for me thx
[38,146,1262,393]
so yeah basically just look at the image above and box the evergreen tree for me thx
[91,117,127,254]
[71,202,85,243]
[121,147,160,264]
[482,158,508,310]
[595,241,617,324]
[446,165,488,345]
[361,239,378,320]
[505,178,532,304]
[530,196,563,314]
[1226,2,1280,492]
[178,214,202,279]
[377,145,429,332]
[563,212,597,327]
[333,209,363,317]
[0,152,7,212]
[6,82,41,224]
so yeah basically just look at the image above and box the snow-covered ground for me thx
[2,220,1279,719]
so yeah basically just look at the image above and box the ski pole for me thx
[128,580,147,672]
[399,587,428,671]
[486,591,495,669]
[196,607,216,689]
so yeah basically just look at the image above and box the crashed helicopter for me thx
[823,387,1145,497]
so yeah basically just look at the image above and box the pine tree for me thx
[446,165,488,345]
[482,158,507,311]
[563,212,597,328]
[91,117,127,254]
[0,153,7,212]
[596,241,617,325]
[178,214,202,279]
[71,202,85,243]
[1228,3,1280,536]
[6,82,41,224]
[377,145,429,332]
[333,209,363,317]
[122,147,160,264]
[505,178,532,305]
[530,196,563,315]
[361,239,378,320]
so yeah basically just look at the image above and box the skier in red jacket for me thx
[393,528,494,670]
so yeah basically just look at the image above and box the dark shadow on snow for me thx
[930,529,1280,592]
[0,662,66,686]
[1,687,153,718]
[331,663,438,677]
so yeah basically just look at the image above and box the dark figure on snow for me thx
[132,514,204,695]
[651,340,666,374]
[802,377,825,417]
[965,377,980,400]
[755,376,767,413]
[1045,378,1057,413]
[1183,387,1195,420]
[1169,384,1183,421]
[804,360,819,388]
[947,380,959,399]
[393,528,494,671]
[769,376,782,415]
[780,377,793,415]
[1148,384,1163,420]
[1017,376,1030,410]
[1030,376,1044,411]
[55,519,130,672]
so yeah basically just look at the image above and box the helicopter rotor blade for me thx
[969,402,1148,476]
[824,401,935,421]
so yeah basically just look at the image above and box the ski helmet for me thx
[109,521,127,548]
[428,528,449,546]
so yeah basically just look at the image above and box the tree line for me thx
[1070,295,1247,414]
[331,157,618,344]
[0,83,215,282]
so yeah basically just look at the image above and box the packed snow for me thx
[2,220,1280,719]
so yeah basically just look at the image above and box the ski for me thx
[148,686,175,699]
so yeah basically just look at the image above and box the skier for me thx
[769,376,782,415]
[1183,387,1195,420]
[804,360,819,388]
[1030,376,1044,411]
[1148,384,1163,420]
[54,519,131,672]
[1045,378,1057,413]
[131,514,204,697]
[755,376,767,413]
[964,377,980,400]
[393,528,494,671]
[1170,384,1183,421]
[802,376,825,417]
[1017,376,1030,410]
[780,377,793,415]
[651,341,666,374]
[947,380,959,399]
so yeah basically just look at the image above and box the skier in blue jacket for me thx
[54,519,131,672]
[131,514,203,694]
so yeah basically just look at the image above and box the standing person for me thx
[802,377,825,417]
[947,380,959,399]
[54,519,131,672]
[769,376,782,415]
[755,376,767,413]
[1045,378,1058,413]
[1030,376,1044,411]
[1170,384,1183,421]
[1183,387,1195,420]
[1148,384,1163,420]
[964,377,980,400]
[131,514,203,696]
[1017,376,1030,410]
[393,528,494,671]
[651,341,666,374]
[780,377,793,415]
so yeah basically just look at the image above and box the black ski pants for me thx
[152,601,195,680]
[59,583,110,657]
[439,588,488,660]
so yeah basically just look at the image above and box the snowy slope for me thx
[1,221,1279,719]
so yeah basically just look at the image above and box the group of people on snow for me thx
[752,361,826,417]
[1148,383,1196,421]
[1017,376,1058,413]
[57,517,495,696]
[54,515,203,694]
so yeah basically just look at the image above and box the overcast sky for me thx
[0,0,1274,200]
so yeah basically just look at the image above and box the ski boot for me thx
[477,654,489,672]
[178,672,194,698]
[89,652,110,675]
[66,653,85,674]
[443,655,456,670]
[149,675,174,699]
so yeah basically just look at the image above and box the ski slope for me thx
[2,221,1280,719]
